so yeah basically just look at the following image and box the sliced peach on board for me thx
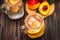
[38,1,50,16]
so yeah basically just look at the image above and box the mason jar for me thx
[1,0,24,19]
[24,13,45,38]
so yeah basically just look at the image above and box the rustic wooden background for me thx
[0,0,60,40]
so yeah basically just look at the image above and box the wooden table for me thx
[0,0,60,40]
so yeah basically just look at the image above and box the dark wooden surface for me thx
[0,0,60,40]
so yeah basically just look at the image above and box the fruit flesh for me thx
[5,0,22,13]
[8,0,20,5]
[11,6,20,13]
[38,1,50,16]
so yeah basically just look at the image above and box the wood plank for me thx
[0,10,5,40]
[15,20,20,40]
[2,16,17,40]
[57,1,60,40]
